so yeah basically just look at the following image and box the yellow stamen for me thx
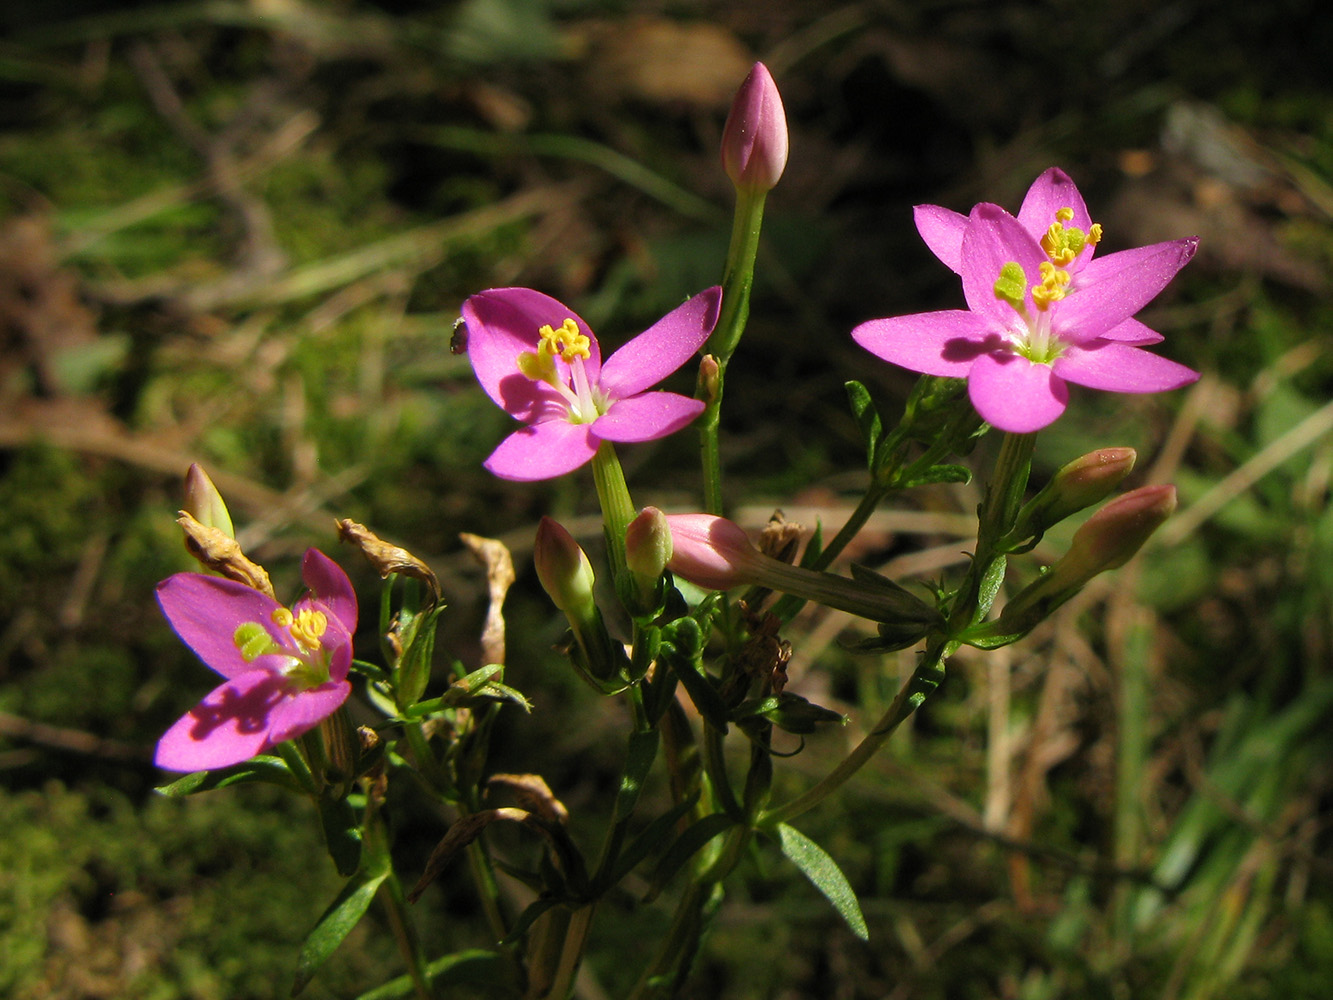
[289,609,328,650]
[1040,207,1102,268]
[271,607,293,627]
[537,318,591,362]
[1031,260,1071,311]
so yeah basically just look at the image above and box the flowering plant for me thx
[150,63,1198,1000]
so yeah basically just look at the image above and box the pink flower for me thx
[463,287,722,481]
[851,168,1199,433]
[155,549,357,772]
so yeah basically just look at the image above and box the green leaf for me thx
[734,692,845,734]
[396,603,446,708]
[608,796,700,886]
[900,463,972,487]
[318,795,363,877]
[292,858,390,995]
[613,729,660,823]
[845,380,882,470]
[154,754,303,796]
[776,823,869,941]
[355,949,519,1000]
[646,813,736,900]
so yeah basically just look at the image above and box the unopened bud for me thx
[533,517,596,620]
[982,485,1177,643]
[625,507,673,614]
[698,354,720,402]
[1012,447,1137,543]
[184,463,234,537]
[533,518,623,686]
[1061,484,1177,576]
[721,62,788,193]
[666,514,941,632]
[665,514,766,591]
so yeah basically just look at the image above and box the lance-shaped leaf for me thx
[776,822,869,941]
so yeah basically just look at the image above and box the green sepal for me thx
[154,754,305,796]
[774,822,869,941]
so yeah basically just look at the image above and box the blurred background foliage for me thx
[2,0,1333,997]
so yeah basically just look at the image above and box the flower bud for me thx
[666,514,941,632]
[697,354,720,402]
[625,506,673,612]
[184,463,234,538]
[981,485,1177,643]
[721,62,788,193]
[1012,447,1137,542]
[533,517,597,620]
[1060,483,1177,576]
[533,518,624,686]
[665,514,765,591]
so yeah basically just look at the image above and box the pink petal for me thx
[483,419,600,481]
[154,669,288,771]
[1053,341,1200,393]
[913,204,968,274]
[1017,168,1093,252]
[851,310,1003,377]
[156,575,284,679]
[597,287,722,399]
[967,352,1069,432]
[462,288,602,420]
[1100,317,1164,345]
[265,680,351,744]
[960,204,1050,324]
[300,549,357,634]
[1055,238,1198,342]
[592,391,705,443]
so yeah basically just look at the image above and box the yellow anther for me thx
[272,607,294,627]
[1031,260,1071,311]
[1041,209,1102,268]
[537,318,591,362]
[289,609,328,649]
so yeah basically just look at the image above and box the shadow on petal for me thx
[942,332,1009,363]
[185,674,289,742]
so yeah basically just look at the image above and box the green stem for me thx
[591,441,635,580]
[760,641,948,827]
[946,432,1035,634]
[380,862,436,1000]
[762,431,1036,826]
[697,186,768,514]
[542,904,596,1000]
[466,839,509,944]
[709,186,767,363]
